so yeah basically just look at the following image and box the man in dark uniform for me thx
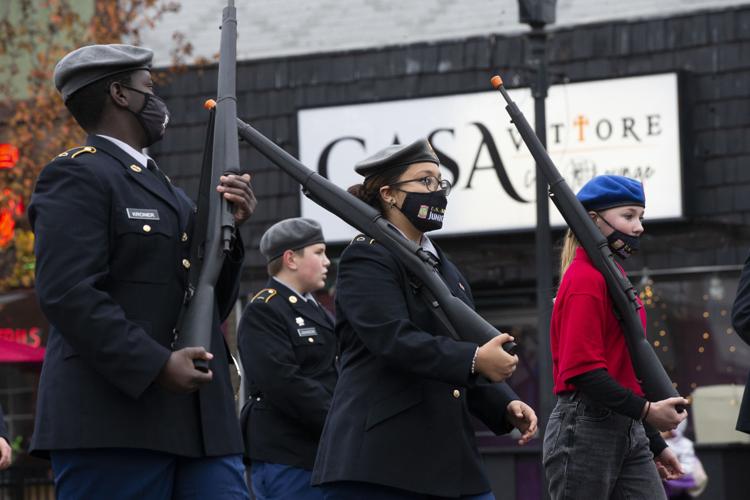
[0,403,11,470]
[238,218,337,500]
[28,44,256,499]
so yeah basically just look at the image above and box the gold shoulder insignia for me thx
[251,288,277,303]
[56,146,97,159]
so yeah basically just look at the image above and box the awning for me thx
[0,338,45,363]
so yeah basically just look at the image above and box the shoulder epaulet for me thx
[55,146,97,160]
[250,288,277,303]
[350,234,376,245]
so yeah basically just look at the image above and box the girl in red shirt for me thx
[543,175,689,500]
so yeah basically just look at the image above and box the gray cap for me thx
[54,44,153,102]
[260,218,325,262]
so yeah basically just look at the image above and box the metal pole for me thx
[529,24,554,449]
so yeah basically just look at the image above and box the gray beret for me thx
[260,218,325,262]
[54,44,153,102]
[354,138,439,178]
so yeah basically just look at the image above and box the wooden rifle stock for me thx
[490,76,680,405]
[173,0,240,371]
[235,118,516,355]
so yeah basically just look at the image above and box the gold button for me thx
[289,296,298,304]
[182,259,191,269]
[143,224,151,232]
[129,164,142,173]
[308,337,314,343]
[452,389,460,399]
[181,232,188,242]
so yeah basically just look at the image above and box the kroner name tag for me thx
[126,208,160,220]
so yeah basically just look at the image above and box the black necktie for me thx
[146,159,170,188]
[309,299,333,327]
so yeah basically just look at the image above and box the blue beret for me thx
[576,175,645,211]
[355,138,438,178]
[260,218,325,262]
[54,44,153,102]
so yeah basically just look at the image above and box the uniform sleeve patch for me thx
[251,288,277,303]
[350,234,376,245]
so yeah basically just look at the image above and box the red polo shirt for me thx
[551,247,645,396]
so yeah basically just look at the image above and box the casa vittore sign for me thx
[298,73,682,241]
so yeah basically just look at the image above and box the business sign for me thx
[298,73,682,241]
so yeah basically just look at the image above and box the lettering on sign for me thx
[299,73,682,240]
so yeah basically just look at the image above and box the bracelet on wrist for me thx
[471,347,479,375]
[642,401,651,421]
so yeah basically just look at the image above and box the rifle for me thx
[234,117,516,355]
[173,0,240,371]
[489,75,681,405]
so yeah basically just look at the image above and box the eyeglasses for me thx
[389,176,452,196]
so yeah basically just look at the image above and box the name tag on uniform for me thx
[126,208,160,220]
[297,327,318,337]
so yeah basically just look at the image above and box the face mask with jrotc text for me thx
[397,190,448,233]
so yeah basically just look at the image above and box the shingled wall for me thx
[151,4,750,302]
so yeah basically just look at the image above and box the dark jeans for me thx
[250,461,323,500]
[542,393,665,500]
[50,448,250,500]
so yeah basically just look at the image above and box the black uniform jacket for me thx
[312,236,519,497]
[28,135,244,457]
[238,279,337,470]
[732,250,750,433]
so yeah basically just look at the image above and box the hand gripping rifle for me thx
[489,75,681,405]
[173,0,241,371]
[234,118,516,355]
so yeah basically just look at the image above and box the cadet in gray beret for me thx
[238,218,335,499]
[260,218,326,262]
[28,42,257,498]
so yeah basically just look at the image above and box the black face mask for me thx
[396,190,448,233]
[123,86,170,147]
[597,213,640,259]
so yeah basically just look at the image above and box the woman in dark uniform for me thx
[311,139,537,500]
